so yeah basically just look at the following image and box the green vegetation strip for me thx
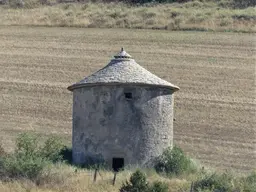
[0,133,255,192]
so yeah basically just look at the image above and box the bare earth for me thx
[0,26,255,172]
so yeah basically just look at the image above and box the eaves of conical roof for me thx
[67,48,179,91]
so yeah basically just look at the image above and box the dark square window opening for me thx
[112,157,124,172]
[124,92,132,99]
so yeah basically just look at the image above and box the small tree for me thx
[120,170,150,192]
[39,136,64,162]
[15,132,39,157]
[243,171,256,192]
[120,170,168,192]
[150,181,168,192]
[193,172,234,192]
[0,133,66,180]
[1,133,46,179]
[154,145,197,176]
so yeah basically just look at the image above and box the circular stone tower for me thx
[68,48,179,169]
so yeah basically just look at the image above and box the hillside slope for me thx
[0,0,255,32]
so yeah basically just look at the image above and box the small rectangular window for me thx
[124,92,132,99]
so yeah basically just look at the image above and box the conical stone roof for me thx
[68,48,179,91]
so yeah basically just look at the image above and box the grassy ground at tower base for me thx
[0,164,255,192]
[0,0,255,32]
[0,133,255,192]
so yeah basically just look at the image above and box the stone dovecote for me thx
[68,48,179,170]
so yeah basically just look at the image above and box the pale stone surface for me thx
[72,85,174,167]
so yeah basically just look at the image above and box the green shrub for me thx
[0,133,44,179]
[39,136,65,162]
[243,171,256,192]
[15,132,39,157]
[120,169,168,192]
[232,0,256,8]
[120,170,149,192]
[193,172,234,192]
[154,146,197,176]
[150,181,168,192]
[0,133,66,180]
[2,154,48,179]
[129,0,189,4]
[14,133,65,161]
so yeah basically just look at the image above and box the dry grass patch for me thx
[0,166,254,192]
[0,163,193,192]
[0,1,255,32]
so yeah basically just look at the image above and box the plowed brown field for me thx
[0,26,255,172]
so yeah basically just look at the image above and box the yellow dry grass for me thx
[0,26,255,174]
[0,1,255,32]
[0,164,190,192]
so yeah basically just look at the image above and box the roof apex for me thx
[113,47,132,60]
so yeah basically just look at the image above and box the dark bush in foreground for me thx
[1,154,48,180]
[193,172,234,192]
[0,133,66,180]
[120,170,149,192]
[150,181,168,192]
[120,169,168,192]
[129,0,189,4]
[232,0,256,8]
[154,145,197,176]
[243,171,256,192]
[193,171,256,192]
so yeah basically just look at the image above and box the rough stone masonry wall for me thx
[72,85,174,167]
